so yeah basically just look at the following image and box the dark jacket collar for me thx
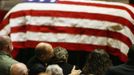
[126,59,134,66]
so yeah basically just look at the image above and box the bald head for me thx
[38,72,49,75]
[35,43,53,52]
[10,63,28,75]
[35,42,54,62]
[0,36,13,52]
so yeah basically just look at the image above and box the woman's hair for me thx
[52,46,68,63]
[82,49,112,75]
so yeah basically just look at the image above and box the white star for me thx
[50,0,56,2]
[40,0,45,2]
[28,0,34,1]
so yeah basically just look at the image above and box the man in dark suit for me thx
[27,42,54,75]
[129,0,134,4]
[105,44,134,75]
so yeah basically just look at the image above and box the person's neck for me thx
[0,50,11,56]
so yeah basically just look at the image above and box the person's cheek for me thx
[10,44,14,51]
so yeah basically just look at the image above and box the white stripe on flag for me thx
[0,25,10,36]
[11,32,27,42]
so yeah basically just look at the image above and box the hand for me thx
[69,66,81,75]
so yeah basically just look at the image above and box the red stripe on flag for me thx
[0,18,9,30]
[12,42,26,48]
[11,26,26,32]
[12,41,127,62]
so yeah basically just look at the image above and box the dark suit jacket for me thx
[27,56,47,75]
[57,62,74,75]
[105,60,134,75]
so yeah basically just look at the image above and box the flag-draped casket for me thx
[0,0,134,62]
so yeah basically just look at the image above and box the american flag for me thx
[0,0,134,62]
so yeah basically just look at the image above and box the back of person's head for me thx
[0,36,13,52]
[35,42,53,62]
[38,72,49,75]
[53,46,68,63]
[45,64,63,75]
[82,49,112,75]
[10,63,28,75]
[127,44,134,60]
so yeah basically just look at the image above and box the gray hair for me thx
[46,64,63,75]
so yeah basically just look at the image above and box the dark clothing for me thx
[105,44,134,75]
[51,62,74,75]
[27,56,47,75]
[105,60,134,75]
